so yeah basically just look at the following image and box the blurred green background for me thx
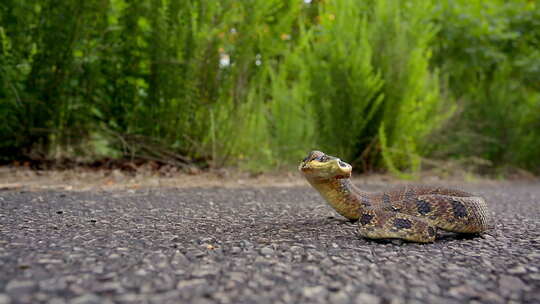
[1,0,539,176]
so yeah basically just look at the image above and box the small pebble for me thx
[508,265,527,274]
[0,294,11,304]
[70,294,102,304]
[5,280,37,295]
[354,292,381,304]
[302,286,327,298]
[260,247,274,255]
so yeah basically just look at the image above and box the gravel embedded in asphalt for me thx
[0,182,539,303]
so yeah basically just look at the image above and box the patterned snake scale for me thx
[299,151,491,243]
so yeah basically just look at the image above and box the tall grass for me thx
[366,0,444,177]
[304,0,383,162]
[1,0,539,174]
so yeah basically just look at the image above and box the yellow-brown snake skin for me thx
[299,151,491,243]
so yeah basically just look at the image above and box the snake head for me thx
[298,151,352,179]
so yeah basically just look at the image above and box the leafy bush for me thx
[431,0,540,173]
[366,0,444,177]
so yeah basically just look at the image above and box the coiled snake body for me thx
[299,151,491,243]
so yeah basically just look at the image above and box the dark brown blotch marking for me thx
[393,218,412,229]
[451,200,468,218]
[427,226,436,237]
[359,213,374,226]
[416,199,432,215]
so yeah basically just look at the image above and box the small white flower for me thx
[219,54,230,68]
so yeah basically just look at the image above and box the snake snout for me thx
[337,159,352,171]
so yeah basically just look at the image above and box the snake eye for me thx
[316,155,330,162]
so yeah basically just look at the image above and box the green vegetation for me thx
[1,0,538,175]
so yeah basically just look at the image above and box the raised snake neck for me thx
[306,176,477,221]
[306,177,370,220]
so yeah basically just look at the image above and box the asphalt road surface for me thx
[1,182,539,304]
